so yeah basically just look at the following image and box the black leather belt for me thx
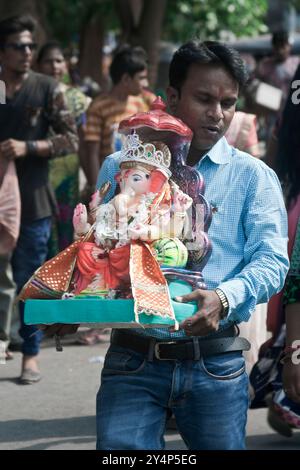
[111,326,250,361]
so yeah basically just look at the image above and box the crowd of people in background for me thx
[0,12,299,446]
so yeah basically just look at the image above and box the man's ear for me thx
[166,86,179,113]
[121,73,131,87]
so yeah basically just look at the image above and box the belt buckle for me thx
[154,341,177,360]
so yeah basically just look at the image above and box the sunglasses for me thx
[5,42,37,52]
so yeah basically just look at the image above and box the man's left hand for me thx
[0,139,27,159]
[38,323,79,337]
[172,289,223,336]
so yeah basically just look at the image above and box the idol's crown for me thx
[120,131,171,176]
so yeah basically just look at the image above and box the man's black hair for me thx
[0,14,36,49]
[169,40,249,94]
[272,31,290,47]
[109,44,147,85]
[36,40,63,64]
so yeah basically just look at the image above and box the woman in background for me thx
[252,65,300,435]
[37,41,91,256]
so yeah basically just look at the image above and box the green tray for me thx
[24,280,197,328]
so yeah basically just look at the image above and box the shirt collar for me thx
[199,136,232,166]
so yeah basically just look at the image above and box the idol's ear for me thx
[166,86,179,113]
[149,169,168,193]
[114,172,121,183]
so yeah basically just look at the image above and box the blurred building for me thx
[266,0,297,34]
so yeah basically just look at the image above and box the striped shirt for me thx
[96,136,289,339]
[84,94,147,164]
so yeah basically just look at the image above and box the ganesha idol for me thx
[73,132,192,301]
[20,98,212,329]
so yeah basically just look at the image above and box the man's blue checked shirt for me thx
[96,136,289,339]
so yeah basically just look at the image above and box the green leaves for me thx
[36,0,269,49]
[46,0,117,45]
[164,0,268,42]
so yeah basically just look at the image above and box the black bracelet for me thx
[26,141,38,156]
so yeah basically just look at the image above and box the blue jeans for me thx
[96,343,249,450]
[12,217,52,356]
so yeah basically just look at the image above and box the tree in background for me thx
[46,0,117,88]
[0,0,48,43]
[47,0,270,87]
[45,0,167,87]
[114,0,167,86]
[164,0,268,43]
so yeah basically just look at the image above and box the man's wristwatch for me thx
[214,288,229,319]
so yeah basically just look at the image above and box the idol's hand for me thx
[89,190,101,211]
[73,203,89,235]
[171,289,223,336]
[173,189,193,212]
[128,223,148,240]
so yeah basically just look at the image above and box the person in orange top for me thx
[225,111,259,158]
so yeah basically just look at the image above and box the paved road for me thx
[0,333,299,450]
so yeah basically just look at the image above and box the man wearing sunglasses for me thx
[0,15,78,384]
[4,41,37,52]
